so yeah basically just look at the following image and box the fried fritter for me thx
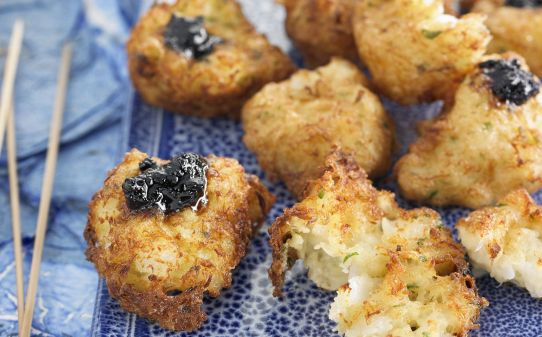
[352,0,490,105]
[269,150,486,337]
[279,0,464,69]
[472,0,542,77]
[329,254,486,337]
[242,58,395,199]
[85,149,274,331]
[395,53,542,209]
[278,0,358,68]
[457,189,542,298]
[127,0,295,118]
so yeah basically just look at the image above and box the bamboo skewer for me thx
[20,43,73,337]
[0,20,24,156]
[7,102,25,336]
[0,20,25,335]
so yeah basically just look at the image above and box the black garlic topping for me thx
[123,153,209,214]
[163,15,222,59]
[505,0,542,8]
[479,59,540,106]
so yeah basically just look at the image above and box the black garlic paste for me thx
[480,59,540,106]
[123,153,209,214]
[505,0,542,8]
[163,15,222,59]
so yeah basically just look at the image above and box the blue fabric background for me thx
[0,1,143,335]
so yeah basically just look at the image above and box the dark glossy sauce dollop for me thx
[123,153,209,214]
[479,59,540,106]
[163,15,222,59]
[505,0,542,7]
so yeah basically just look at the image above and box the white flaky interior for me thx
[459,224,542,298]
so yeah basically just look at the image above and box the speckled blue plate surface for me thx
[90,1,542,336]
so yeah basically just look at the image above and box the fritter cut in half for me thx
[457,189,542,298]
[269,150,487,337]
[472,0,542,77]
[352,0,490,105]
[127,0,295,118]
[278,0,358,68]
[395,53,542,209]
[242,58,395,199]
[85,149,274,331]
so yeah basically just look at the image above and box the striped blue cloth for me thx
[0,1,142,335]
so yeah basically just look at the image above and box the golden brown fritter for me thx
[457,189,542,298]
[279,0,462,69]
[242,58,395,199]
[269,150,486,337]
[395,53,542,209]
[352,0,490,105]
[472,0,542,77]
[278,0,358,68]
[85,149,274,331]
[127,0,295,118]
[330,253,485,337]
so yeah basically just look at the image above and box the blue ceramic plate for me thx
[90,1,542,336]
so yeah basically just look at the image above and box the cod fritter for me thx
[242,58,395,199]
[85,149,274,331]
[269,150,487,337]
[352,0,490,105]
[457,189,542,298]
[395,53,542,209]
[127,0,295,118]
[278,0,358,68]
[472,0,542,77]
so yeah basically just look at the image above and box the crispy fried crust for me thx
[472,0,542,77]
[85,149,274,331]
[242,58,395,199]
[457,189,542,297]
[330,253,486,337]
[127,0,295,118]
[352,0,490,105]
[278,0,358,68]
[269,149,468,295]
[395,53,542,209]
[269,149,368,296]
[269,149,486,336]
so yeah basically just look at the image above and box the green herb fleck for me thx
[422,29,442,39]
[343,252,359,263]
[318,189,325,199]
[426,190,439,201]
[417,238,426,246]
[223,21,235,29]
[419,255,427,262]
[483,122,492,131]
[406,283,419,290]
[423,333,430,337]
[496,203,507,207]
[392,303,405,308]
